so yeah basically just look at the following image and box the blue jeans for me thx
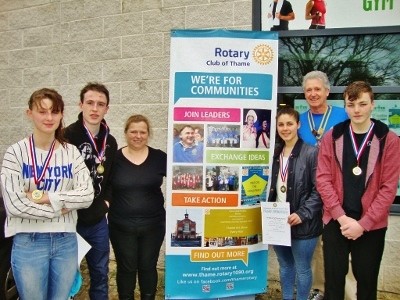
[11,232,77,300]
[77,217,110,300]
[273,237,318,300]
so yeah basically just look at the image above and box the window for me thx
[252,11,400,213]
[277,26,400,102]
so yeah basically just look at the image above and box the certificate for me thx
[261,201,291,246]
[77,233,91,267]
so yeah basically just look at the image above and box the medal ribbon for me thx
[349,122,375,165]
[29,135,56,185]
[83,121,109,164]
[279,151,290,184]
[308,105,332,140]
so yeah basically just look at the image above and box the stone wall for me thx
[0,0,398,295]
[0,0,252,153]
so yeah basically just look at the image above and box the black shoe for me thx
[140,293,155,300]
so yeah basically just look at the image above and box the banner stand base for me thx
[222,296,255,300]
[169,294,256,300]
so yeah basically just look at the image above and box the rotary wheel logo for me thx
[253,44,274,65]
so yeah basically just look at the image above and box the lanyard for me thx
[83,121,109,165]
[349,122,374,166]
[279,150,291,193]
[29,135,56,185]
[279,150,290,183]
[307,105,332,140]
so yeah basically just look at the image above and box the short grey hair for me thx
[302,71,330,90]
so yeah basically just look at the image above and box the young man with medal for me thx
[298,70,349,300]
[316,81,400,300]
[64,82,118,300]
[268,107,322,300]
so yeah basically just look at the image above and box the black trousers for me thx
[322,220,386,300]
[109,222,165,300]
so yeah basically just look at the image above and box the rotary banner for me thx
[165,29,278,299]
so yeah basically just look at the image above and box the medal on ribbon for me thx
[31,189,43,202]
[349,122,374,176]
[29,135,56,197]
[279,150,290,193]
[352,166,362,176]
[96,164,105,174]
[83,121,109,174]
[308,105,332,141]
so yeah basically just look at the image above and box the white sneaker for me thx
[308,289,324,300]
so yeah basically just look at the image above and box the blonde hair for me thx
[124,114,152,137]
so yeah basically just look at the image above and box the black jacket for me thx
[268,138,323,239]
[64,113,118,225]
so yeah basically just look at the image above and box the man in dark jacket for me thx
[64,82,118,300]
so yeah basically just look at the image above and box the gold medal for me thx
[349,122,374,178]
[352,166,362,176]
[32,189,43,202]
[317,128,324,136]
[97,164,104,174]
[83,121,109,176]
[280,185,287,193]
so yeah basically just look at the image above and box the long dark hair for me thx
[28,88,66,145]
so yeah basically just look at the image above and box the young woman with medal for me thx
[0,88,94,300]
[64,82,118,299]
[108,114,166,300]
[268,107,323,300]
[316,81,400,300]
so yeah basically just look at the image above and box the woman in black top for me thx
[268,107,322,300]
[109,115,167,300]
